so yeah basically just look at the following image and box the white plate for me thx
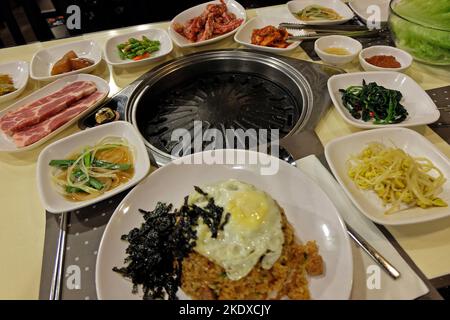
[30,40,102,81]
[359,45,412,72]
[327,71,440,128]
[96,149,353,300]
[234,16,301,53]
[287,0,354,25]
[0,61,29,104]
[37,121,151,213]
[168,0,246,48]
[0,74,109,153]
[104,28,173,68]
[325,128,450,226]
[349,0,390,24]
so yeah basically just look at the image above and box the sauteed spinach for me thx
[339,80,408,124]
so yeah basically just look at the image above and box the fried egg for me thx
[188,179,284,280]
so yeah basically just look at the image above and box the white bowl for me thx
[325,127,450,226]
[37,121,151,214]
[287,0,354,25]
[0,74,109,153]
[168,0,246,48]
[0,61,29,104]
[359,45,413,72]
[348,0,390,24]
[327,71,440,129]
[104,28,173,68]
[314,35,362,66]
[234,16,301,53]
[30,40,102,81]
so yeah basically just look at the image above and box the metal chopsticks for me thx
[279,22,371,32]
[49,212,68,300]
[346,224,401,279]
[287,32,379,41]
[278,22,382,40]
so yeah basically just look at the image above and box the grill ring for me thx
[127,50,314,164]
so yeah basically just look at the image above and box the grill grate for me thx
[137,72,301,155]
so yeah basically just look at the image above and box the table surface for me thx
[0,5,449,299]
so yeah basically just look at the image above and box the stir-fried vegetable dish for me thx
[49,137,134,201]
[117,36,160,61]
[339,80,408,124]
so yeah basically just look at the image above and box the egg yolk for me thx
[226,191,268,230]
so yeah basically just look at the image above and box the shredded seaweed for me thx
[193,185,208,196]
[113,187,229,300]
[219,212,231,231]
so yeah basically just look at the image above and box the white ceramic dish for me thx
[104,28,173,68]
[327,71,440,128]
[96,149,353,300]
[359,45,413,72]
[0,61,29,104]
[37,121,151,213]
[348,0,390,24]
[0,74,109,153]
[325,127,450,225]
[315,35,362,65]
[168,0,246,48]
[234,16,301,53]
[30,40,102,81]
[287,0,354,25]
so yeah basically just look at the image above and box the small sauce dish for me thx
[314,35,362,66]
[359,45,412,72]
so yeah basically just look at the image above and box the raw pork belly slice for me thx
[12,92,105,147]
[0,81,97,135]
[0,81,94,125]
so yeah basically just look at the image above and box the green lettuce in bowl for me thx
[389,0,450,65]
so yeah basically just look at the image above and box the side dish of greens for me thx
[339,80,408,124]
[117,36,161,61]
[49,137,134,201]
[295,5,342,21]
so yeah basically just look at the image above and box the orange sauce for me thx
[365,55,401,68]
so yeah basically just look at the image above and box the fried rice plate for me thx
[181,211,324,300]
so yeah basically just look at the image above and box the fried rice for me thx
[181,210,324,300]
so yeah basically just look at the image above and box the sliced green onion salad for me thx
[295,5,342,21]
[49,137,134,201]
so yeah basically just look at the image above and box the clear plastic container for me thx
[389,0,450,65]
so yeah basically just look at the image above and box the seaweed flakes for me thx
[190,187,224,238]
[193,185,208,196]
[113,202,182,300]
[219,212,231,231]
[113,187,230,300]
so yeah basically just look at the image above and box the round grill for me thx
[138,72,300,154]
[128,51,314,162]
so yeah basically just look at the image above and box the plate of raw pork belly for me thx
[0,74,108,152]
